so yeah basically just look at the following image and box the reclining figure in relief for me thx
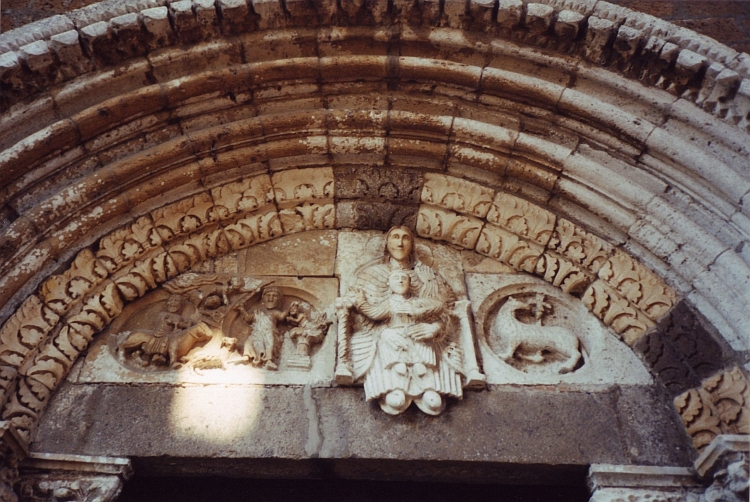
[335,226,485,415]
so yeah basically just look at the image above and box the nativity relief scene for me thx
[76,224,652,415]
[107,273,332,376]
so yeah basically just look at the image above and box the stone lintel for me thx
[693,434,750,478]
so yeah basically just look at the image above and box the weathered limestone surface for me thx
[32,381,694,479]
[0,0,748,493]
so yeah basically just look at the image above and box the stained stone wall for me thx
[4,0,750,53]
[0,0,749,496]
[30,231,692,481]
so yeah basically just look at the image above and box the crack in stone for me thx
[303,384,323,458]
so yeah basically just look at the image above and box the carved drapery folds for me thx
[0,171,692,435]
[334,227,485,415]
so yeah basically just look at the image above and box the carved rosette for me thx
[422,173,494,218]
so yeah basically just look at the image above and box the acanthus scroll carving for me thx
[675,367,750,452]
[335,226,485,416]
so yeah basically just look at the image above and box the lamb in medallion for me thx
[494,294,584,375]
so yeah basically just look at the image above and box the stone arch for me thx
[0,0,748,456]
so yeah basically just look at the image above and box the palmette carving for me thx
[421,174,494,218]
[210,174,274,220]
[223,209,282,250]
[417,205,484,249]
[279,203,335,234]
[113,251,178,301]
[548,219,613,274]
[702,368,750,435]
[0,366,19,410]
[582,279,654,345]
[335,226,485,416]
[151,192,216,242]
[534,251,594,295]
[19,283,125,399]
[39,250,108,316]
[272,167,334,206]
[674,388,723,451]
[599,251,677,321]
[486,192,556,246]
[95,216,162,274]
[166,227,230,273]
[0,296,59,369]
[65,283,124,340]
[475,223,543,273]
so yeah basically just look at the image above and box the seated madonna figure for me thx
[342,226,464,415]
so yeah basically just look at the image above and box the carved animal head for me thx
[188,329,212,342]
[221,337,238,351]
[500,296,532,318]
[499,295,550,324]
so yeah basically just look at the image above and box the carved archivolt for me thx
[0,172,679,437]
[0,0,747,444]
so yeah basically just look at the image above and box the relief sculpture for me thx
[235,287,288,370]
[494,294,584,374]
[470,274,653,386]
[335,226,485,416]
[112,273,330,374]
[118,294,205,368]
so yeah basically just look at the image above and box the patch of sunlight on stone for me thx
[169,366,265,443]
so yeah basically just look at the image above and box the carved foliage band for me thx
[675,367,750,452]
[0,169,335,440]
[0,172,681,438]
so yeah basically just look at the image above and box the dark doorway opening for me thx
[119,476,591,501]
